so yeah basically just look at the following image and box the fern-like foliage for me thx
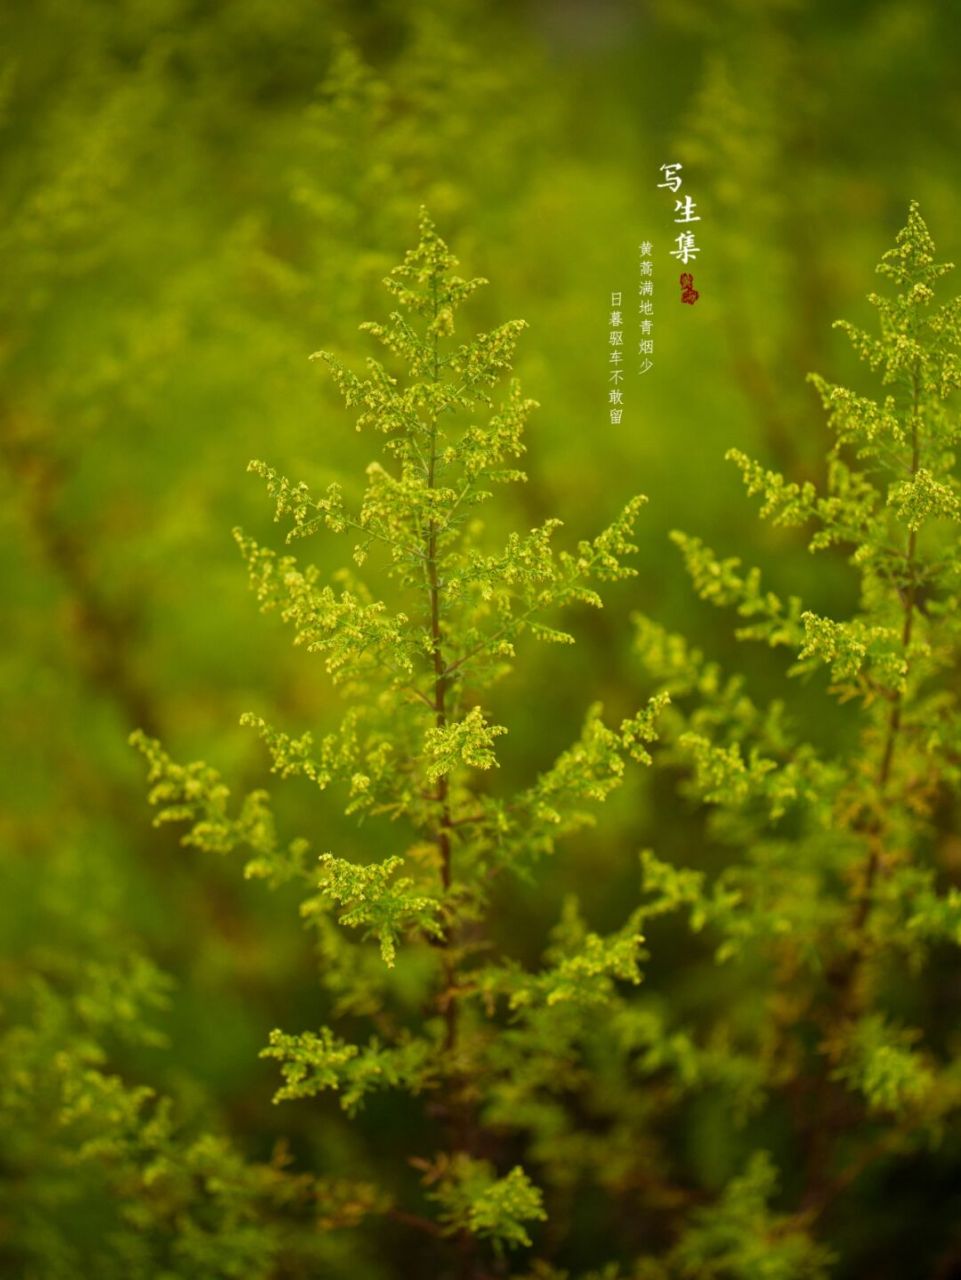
[632,202,961,1260]
[132,209,661,1267]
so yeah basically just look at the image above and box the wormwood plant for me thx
[129,202,961,1277]
[628,203,961,1273]
[132,210,664,1275]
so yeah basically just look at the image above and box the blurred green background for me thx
[3,0,961,1274]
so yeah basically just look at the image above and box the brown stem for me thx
[387,1207,446,1239]
[844,370,921,976]
[2,421,160,737]
[422,277,482,1280]
[425,279,457,1052]
[799,1128,908,1224]
[800,368,922,1213]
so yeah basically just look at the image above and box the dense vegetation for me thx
[4,3,961,1277]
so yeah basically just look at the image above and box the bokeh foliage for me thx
[3,1,961,1276]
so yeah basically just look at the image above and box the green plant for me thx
[132,210,662,1273]
[0,841,374,1280]
[128,201,961,1276]
[628,201,961,1272]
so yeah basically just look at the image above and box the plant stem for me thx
[846,366,921,970]
[801,367,923,1215]
[423,271,481,1280]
